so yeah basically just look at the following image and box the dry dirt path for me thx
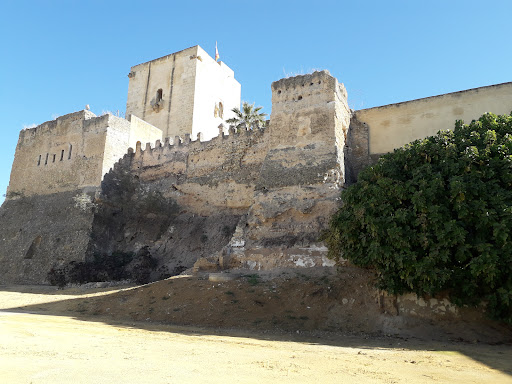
[0,286,511,383]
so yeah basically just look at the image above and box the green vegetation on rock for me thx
[323,113,512,323]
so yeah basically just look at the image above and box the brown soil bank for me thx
[4,266,511,344]
[1,266,512,383]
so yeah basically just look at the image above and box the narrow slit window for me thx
[219,102,224,119]
[60,150,64,161]
[68,144,72,159]
[45,153,48,165]
[156,88,163,103]
[37,155,41,166]
[52,154,56,163]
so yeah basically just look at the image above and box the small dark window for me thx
[156,88,163,103]
[60,150,64,161]
[37,155,41,166]
[52,154,56,163]
[45,153,49,165]
[68,144,72,159]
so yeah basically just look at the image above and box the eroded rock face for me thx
[86,160,242,281]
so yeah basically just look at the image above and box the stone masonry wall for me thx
[126,125,269,214]
[226,71,351,270]
[7,110,109,197]
[0,190,94,284]
[87,71,351,273]
[344,115,370,185]
[82,126,269,277]
[126,45,240,141]
[126,46,198,139]
[356,82,512,156]
[7,111,165,199]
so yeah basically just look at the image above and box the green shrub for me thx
[323,113,512,323]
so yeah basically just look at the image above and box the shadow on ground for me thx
[1,270,511,377]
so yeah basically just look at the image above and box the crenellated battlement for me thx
[129,124,266,160]
[271,70,347,107]
[17,110,98,147]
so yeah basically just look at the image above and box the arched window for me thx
[156,89,163,103]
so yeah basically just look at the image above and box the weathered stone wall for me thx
[125,45,240,141]
[83,126,269,277]
[75,71,351,275]
[1,110,166,283]
[7,111,110,197]
[5,58,512,285]
[7,111,165,199]
[226,71,351,270]
[344,115,370,185]
[127,125,269,214]
[355,82,512,156]
[0,190,94,284]
[88,70,353,274]
[126,46,198,139]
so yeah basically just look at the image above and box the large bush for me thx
[323,113,512,322]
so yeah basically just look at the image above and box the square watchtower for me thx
[126,45,241,141]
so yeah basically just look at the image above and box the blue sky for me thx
[1,0,511,202]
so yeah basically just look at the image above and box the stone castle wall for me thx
[2,53,511,284]
[8,110,112,197]
[7,111,163,199]
[228,71,350,270]
[0,191,94,284]
[353,82,512,157]
[83,126,270,276]
[125,125,269,215]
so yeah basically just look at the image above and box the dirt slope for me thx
[5,266,511,343]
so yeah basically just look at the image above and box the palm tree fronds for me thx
[226,102,267,132]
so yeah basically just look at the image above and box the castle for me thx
[1,45,511,284]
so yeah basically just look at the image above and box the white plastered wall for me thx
[191,46,241,141]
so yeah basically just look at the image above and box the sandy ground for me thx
[0,279,511,383]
